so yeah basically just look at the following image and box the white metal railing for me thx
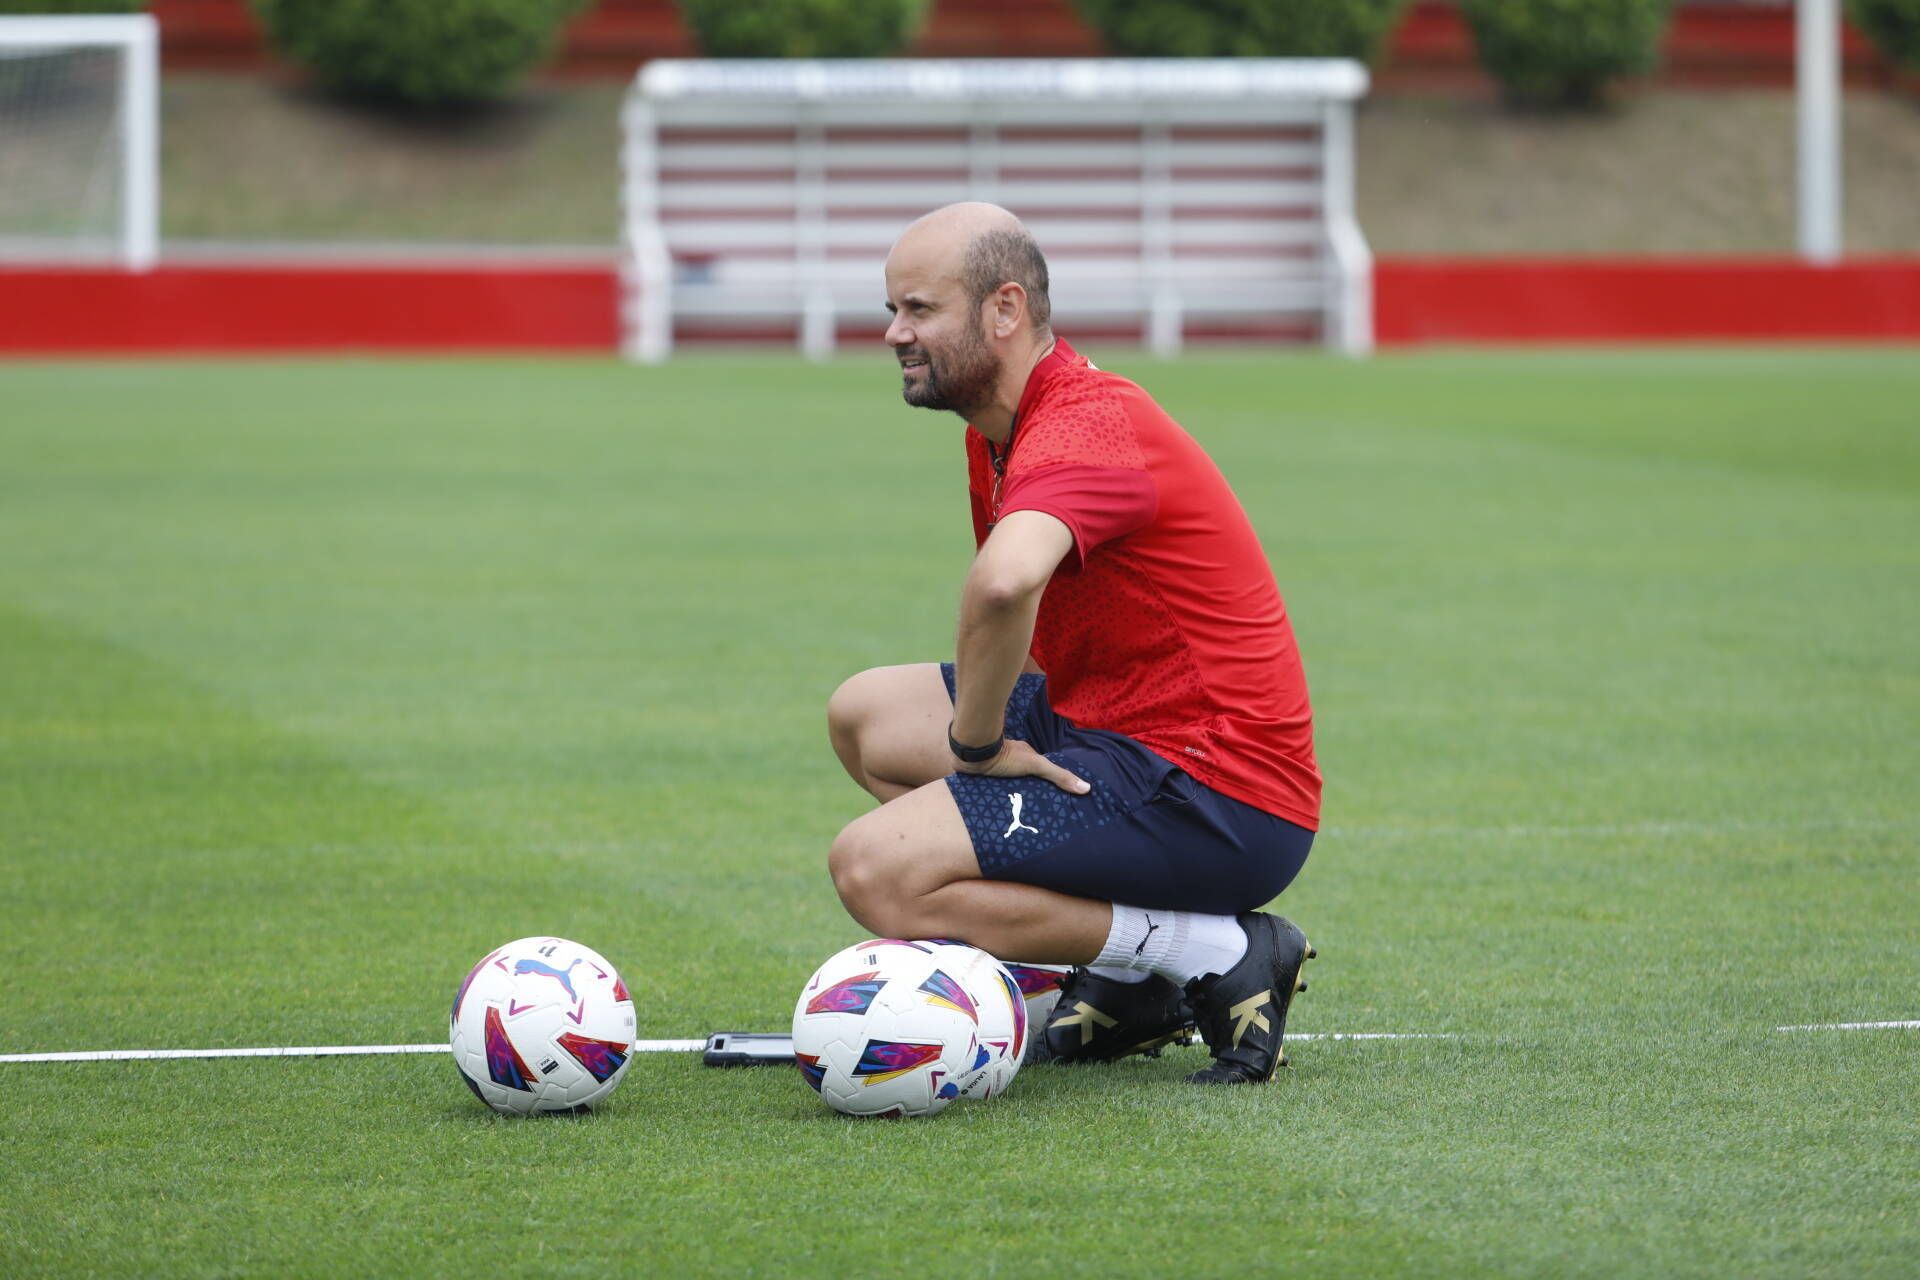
[622,59,1372,361]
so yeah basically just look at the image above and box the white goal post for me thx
[622,59,1372,361]
[1796,0,1842,263]
[0,13,159,270]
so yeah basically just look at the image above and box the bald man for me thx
[825,204,1320,1085]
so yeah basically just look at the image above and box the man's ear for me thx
[991,282,1027,339]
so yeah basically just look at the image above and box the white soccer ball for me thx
[1002,962,1071,1042]
[923,941,1028,1100]
[791,939,987,1118]
[449,936,636,1115]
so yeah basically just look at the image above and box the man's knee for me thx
[828,818,888,926]
[829,815,930,935]
[826,670,878,774]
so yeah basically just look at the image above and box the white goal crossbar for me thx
[621,59,1372,361]
[0,13,159,269]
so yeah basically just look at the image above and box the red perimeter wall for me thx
[6,260,1918,354]
[1375,259,1920,343]
[0,264,620,354]
[148,0,1900,89]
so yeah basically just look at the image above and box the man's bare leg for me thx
[826,663,955,803]
[823,748,1314,1086]
[827,778,1107,963]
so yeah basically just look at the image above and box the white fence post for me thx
[1321,98,1372,356]
[620,94,672,362]
[795,104,836,360]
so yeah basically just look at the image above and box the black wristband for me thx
[947,721,1005,764]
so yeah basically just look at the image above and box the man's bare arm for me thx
[951,510,1071,742]
[950,510,1087,792]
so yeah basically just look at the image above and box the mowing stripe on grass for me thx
[1324,817,1917,842]
[1774,1021,1920,1032]
[0,1032,1455,1065]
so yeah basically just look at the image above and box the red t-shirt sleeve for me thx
[998,463,1158,574]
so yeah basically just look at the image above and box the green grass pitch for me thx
[0,350,1915,1276]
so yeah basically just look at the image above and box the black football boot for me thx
[1183,913,1315,1085]
[1029,968,1197,1065]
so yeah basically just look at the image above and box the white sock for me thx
[1094,905,1248,985]
[1085,964,1152,985]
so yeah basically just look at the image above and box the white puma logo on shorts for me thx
[1003,792,1040,838]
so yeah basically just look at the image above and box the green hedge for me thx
[0,1,143,11]
[1073,0,1410,62]
[677,0,929,58]
[1848,0,1920,71]
[1462,0,1672,108]
[250,0,588,105]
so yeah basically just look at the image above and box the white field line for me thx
[0,1039,707,1065]
[12,1024,1907,1065]
[0,1033,1442,1065]
[1288,1032,1455,1042]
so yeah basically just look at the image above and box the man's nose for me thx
[884,315,911,348]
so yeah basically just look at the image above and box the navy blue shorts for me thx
[939,664,1312,915]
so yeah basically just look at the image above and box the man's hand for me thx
[953,737,1090,795]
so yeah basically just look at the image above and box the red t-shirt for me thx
[965,337,1321,830]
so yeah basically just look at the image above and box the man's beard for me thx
[899,320,1001,416]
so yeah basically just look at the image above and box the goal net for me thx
[0,14,157,268]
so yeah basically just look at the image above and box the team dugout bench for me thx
[621,59,1372,361]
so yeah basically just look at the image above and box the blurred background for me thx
[3,10,1917,1271]
[2,0,1916,350]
